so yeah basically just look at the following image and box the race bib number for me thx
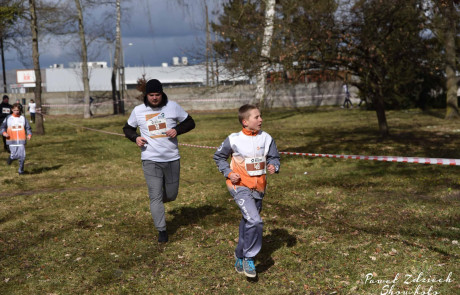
[146,113,167,138]
[2,107,10,114]
[245,156,266,176]
[11,124,24,131]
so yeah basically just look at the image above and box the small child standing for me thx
[213,104,280,278]
[28,99,36,123]
[1,103,32,175]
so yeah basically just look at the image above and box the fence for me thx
[4,82,359,115]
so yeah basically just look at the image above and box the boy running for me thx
[213,104,280,278]
[1,103,32,174]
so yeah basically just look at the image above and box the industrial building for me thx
[1,57,249,94]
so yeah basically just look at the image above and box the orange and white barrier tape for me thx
[178,143,460,166]
[177,143,217,150]
[278,151,460,166]
[54,123,460,167]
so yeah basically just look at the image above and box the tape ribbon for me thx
[57,119,460,167]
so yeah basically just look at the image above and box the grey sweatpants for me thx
[142,159,180,232]
[229,186,264,259]
[9,145,26,174]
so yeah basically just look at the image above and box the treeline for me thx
[0,0,458,138]
[0,0,126,134]
[210,0,459,137]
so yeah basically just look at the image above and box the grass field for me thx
[0,107,459,294]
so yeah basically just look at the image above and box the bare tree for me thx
[110,0,122,115]
[0,1,23,93]
[28,0,44,134]
[53,0,119,118]
[73,0,91,118]
[170,0,224,86]
[205,1,210,86]
[255,0,275,107]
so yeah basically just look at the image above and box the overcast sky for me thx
[4,0,223,71]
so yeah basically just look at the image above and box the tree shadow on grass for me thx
[167,205,225,236]
[257,228,297,274]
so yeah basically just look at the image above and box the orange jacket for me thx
[1,114,32,146]
[214,128,280,192]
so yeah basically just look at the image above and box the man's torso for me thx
[128,101,188,162]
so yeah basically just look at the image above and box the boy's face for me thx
[243,109,263,131]
[12,107,20,116]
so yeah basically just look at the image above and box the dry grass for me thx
[0,107,459,294]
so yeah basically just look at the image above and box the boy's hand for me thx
[267,164,276,174]
[228,172,241,184]
[27,134,32,140]
[136,136,148,147]
[2,132,9,138]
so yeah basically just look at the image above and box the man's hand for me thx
[136,136,148,147]
[228,172,241,184]
[165,129,177,138]
[267,164,276,175]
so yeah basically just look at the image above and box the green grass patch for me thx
[0,107,459,294]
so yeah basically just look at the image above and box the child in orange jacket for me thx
[213,104,280,278]
[1,103,32,174]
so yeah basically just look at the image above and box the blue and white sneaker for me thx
[243,257,256,278]
[234,253,243,274]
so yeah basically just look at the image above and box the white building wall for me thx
[45,65,248,92]
[46,68,113,92]
[124,65,207,85]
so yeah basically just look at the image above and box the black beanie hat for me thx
[145,79,163,94]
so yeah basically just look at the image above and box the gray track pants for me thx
[142,159,180,232]
[229,186,264,259]
[9,145,26,174]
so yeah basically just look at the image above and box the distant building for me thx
[8,69,46,94]
[2,59,250,93]
[45,63,249,92]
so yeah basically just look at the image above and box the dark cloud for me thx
[122,1,202,38]
[4,0,212,70]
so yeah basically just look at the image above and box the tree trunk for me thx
[28,0,44,135]
[119,36,125,115]
[205,2,210,87]
[74,0,91,119]
[444,1,459,119]
[0,37,7,93]
[373,94,390,138]
[255,0,276,107]
[111,70,119,114]
[111,0,122,115]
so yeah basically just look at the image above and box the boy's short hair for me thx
[238,104,259,125]
[12,103,23,114]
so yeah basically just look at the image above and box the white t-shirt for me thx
[28,102,36,113]
[127,100,189,162]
